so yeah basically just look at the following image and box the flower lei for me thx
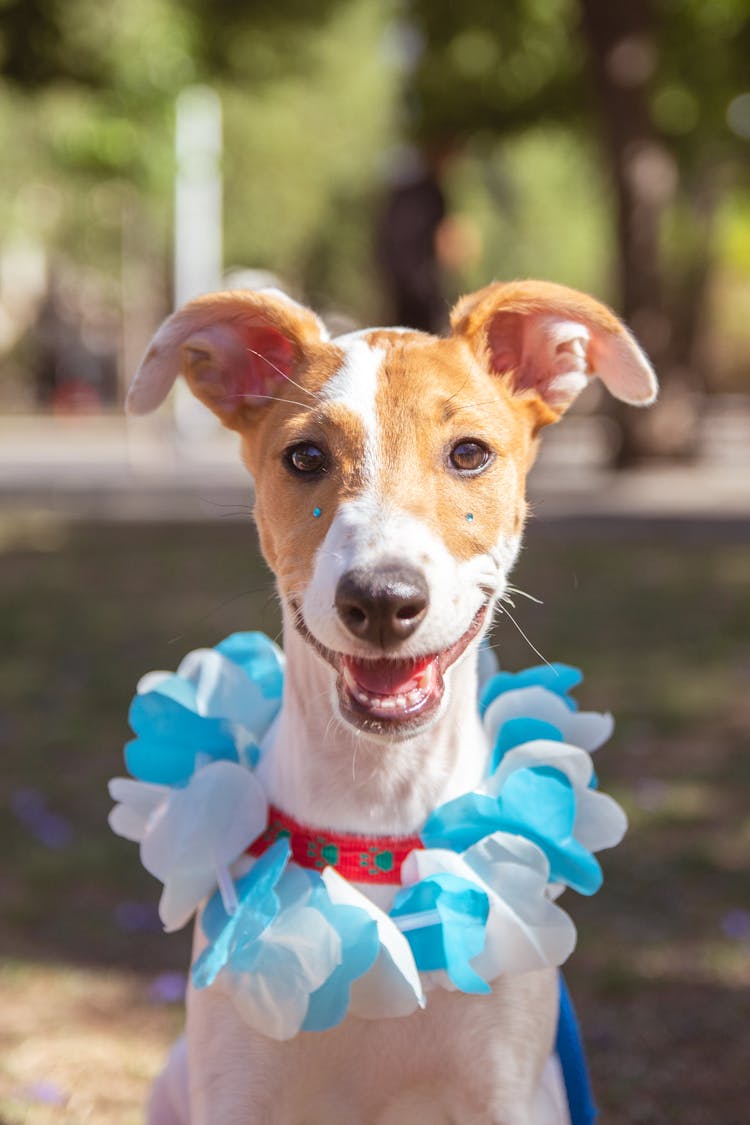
[109,632,625,1041]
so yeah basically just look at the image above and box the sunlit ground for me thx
[1,513,748,1123]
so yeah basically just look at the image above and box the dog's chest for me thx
[187,967,558,1125]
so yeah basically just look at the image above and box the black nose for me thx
[335,564,429,649]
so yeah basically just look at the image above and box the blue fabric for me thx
[556,975,598,1124]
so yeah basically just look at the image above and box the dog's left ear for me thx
[451,280,657,424]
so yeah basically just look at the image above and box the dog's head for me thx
[129,282,656,740]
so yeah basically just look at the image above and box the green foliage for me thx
[0,0,195,98]
[0,0,748,358]
[220,0,399,315]
[0,0,400,319]
[442,127,611,300]
[407,0,586,141]
[654,0,750,166]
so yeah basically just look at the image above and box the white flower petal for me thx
[485,740,594,796]
[137,761,268,929]
[228,907,341,1041]
[178,649,279,736]
[108,777,169,841]
[322,869,425,1019]
[159,869,221,933]
[574,788,628,852]
[405,834,576,983]
[141,761,267,880]
[462,834,577,976]
[484,685,613,753]
[135,670,172,695]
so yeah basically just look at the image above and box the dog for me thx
[126,280,657,1124]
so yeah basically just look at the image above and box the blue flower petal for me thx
[215,632,284,702]
[193,840,291,988]
[302,881,379,1032]
[491,717,563,772]
[422,767,603,896]
[391,874,490,995]
[125,731,238,786]
[125,634,283,785]
[479,664,582,717]
[421,792,508,853]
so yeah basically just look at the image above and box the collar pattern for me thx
[247,804,423,884]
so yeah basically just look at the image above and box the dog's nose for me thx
[335,565,429,649]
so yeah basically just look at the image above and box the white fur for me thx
[318,339,383,486]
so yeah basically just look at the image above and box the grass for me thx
[1,511,748,1123]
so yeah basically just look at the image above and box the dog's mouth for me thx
[291,601,489,737]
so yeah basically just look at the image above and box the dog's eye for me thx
[449,440,492,474]
[285,442,327,475]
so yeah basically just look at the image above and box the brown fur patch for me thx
[241,348,371,595]
[372,334,536,562]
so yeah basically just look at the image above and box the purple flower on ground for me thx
[721,909,750,942]
[23,1080,68,1105]
[113,900,162,933]
[148,971,188,1004]
[10,788,73,849]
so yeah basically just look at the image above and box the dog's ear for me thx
[450,280,657,424]
[126,288,329,428]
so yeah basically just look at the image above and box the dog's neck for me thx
[256,605,489,837]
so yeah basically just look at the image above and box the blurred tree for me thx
[0,0,399,408]
[578,0,750,460]
[398,0,750,461]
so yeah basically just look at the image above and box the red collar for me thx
[247,804,422,884]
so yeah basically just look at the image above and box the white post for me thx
[173,86,223,445]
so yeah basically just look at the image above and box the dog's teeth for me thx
[344,667,435,717]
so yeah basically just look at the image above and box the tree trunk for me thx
[578,0,701,464]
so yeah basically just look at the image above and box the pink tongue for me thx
[343,656,435,696]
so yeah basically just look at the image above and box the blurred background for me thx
[0,1,748,1122]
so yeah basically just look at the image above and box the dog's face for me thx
[129,282,656,740]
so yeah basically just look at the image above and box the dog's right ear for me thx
[126,288,329,429]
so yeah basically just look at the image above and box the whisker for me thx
[195,496,254,513]
[245,347,322,402]
[166,585,269,646]
[505,584,544,606]
[220,391,317,412]
[497,603,553,669]
[441,376,473,416]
